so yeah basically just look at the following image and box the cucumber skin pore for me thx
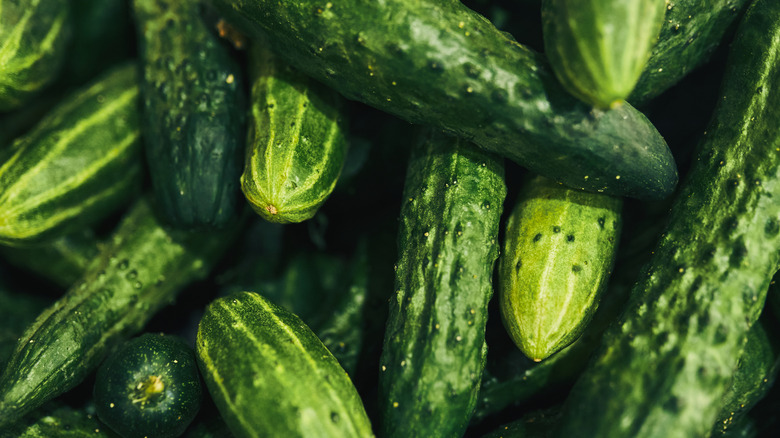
[0,198,236,427]
[379,129,506,438]
[558,1,780,436]
[208,0,677,201]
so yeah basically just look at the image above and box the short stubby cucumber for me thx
[134,0,245,228]
[542,0,666,108]
[379,129,506,438]
[0,63,142,247]
[0,0,72,110]
[0,197,237,427]
[196,291,375,438]
[208,0,678,200]
[557,0,780,436]
[241,42,349,224]
[499,175,622,361]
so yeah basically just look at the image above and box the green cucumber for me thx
[0,0,72,111]
[498,175,622,361]
[0,63,143,247]
[0,404,120,438]
[542,0,666,108]
[379,129,506,438]
[208,0,677,200]
[557,0,780,436]
[196,291,374,438]
[0,275,50,368]
[0,197,237,427]
[94,333,202,438]
[240,42,349,224]
[480,407,561,438]
[134,0,245,228]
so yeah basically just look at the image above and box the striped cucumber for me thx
[0,197,237,427]
[558,0,780,435]
[379,129,506,438]
[0,63,142,247]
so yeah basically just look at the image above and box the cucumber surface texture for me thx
[557,0,780,436]
[241,42,349,224]
[0,63,143,247]
[379,129,506,438]
[0,197,236,427]
[0,404,120,438]
[499,175,622,361]
[196,291,375,438]
[208,0,677,200]
[134,0,245,228]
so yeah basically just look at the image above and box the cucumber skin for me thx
[0,63,143,247]
[208,0,677,201]
[0,197,236,427]
[135,0,245,228]
[557,1,780,436]
[0,404,120,438]
[379,129,506,438]
[241,43,348,224]
[196,291,375,438]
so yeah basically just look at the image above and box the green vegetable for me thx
[480,407,560,438]
[196,291,375,438]
[498,175,622,361]
[379,129,506,438]
[0,276,50,368]
[207,0,677,200]
[0,403,120,438]
[94,333,202,438]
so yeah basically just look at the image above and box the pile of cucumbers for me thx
[1,0,780,437]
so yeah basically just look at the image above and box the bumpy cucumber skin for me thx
[208,0,676,201]
[499,175,622,361]
[196,291,374,438]
[0,404,120,438]
[134,0,244,228]
[542,0,665,108]
[241,43,348,224]
[379,129,506,438]
[0,0,72,111]
[0,197,236,427]
[558,1,780,436]
[0,64,142,247]
[629,0,751,106]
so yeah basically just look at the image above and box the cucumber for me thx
[0,404,120,438]
[0,197,237,427]
[240,42,349,224]
[379,129,506,438]
[542,0,666,108]
[207,0,678,200]
[0,276,50,368]
[0,63,143,247]
[0,0,72,110]
[498,175,622,361]
[134,0,245,228]
[557,0,780,435]
[480,407,561,438]
[196,291,374,438]
[94,333,202,438]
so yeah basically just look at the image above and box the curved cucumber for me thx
[208,0,677,200]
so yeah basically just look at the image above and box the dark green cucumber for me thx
[557,0,780,436]
[480,407,561,438]
[379,129,506,438]
[196,291,374,438]
[0,404,120,438]
[241,42,349,224]
[0,0,72,111]
[208,0,677,200]
[134,0,244,228]
[0,275,50,368]
[0,63,142,247]
[0,197,237,427]
[94,333,202,438]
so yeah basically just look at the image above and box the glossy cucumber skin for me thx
[241,42,349,224]
[0,197,236,427]
[379,129,506,438]
[0,0,72,110]
[499,175,622,361]
[134,0,244,228]
[196,291,375,438]
[208,0,677,201]
[0,63,143,247]
[558,1,780,436]
[542,0,665,108]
